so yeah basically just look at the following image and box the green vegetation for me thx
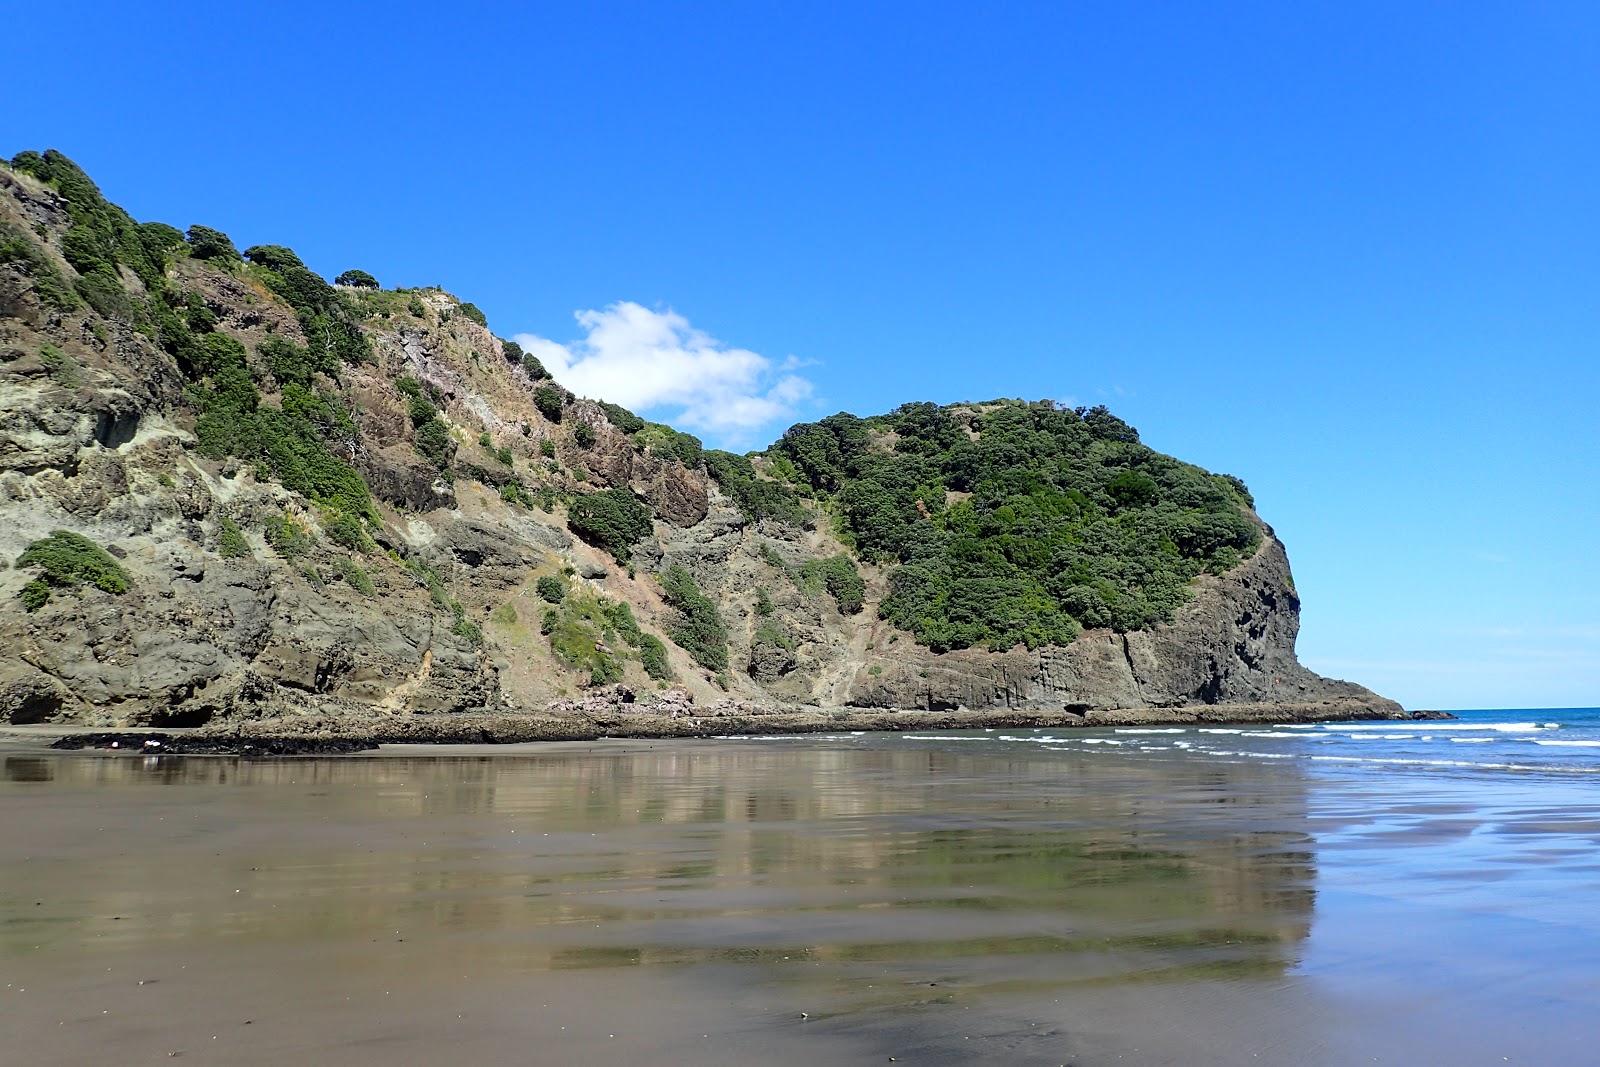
[12,151,174,291]
[407,293,427,317]
[451,617,484,646]
[533,384,564,422]
[659,565,728,671]
[598,401,644,433]
[0,222,81,311]
[322,510,373,553]
[398,379,453,473]
[636,423,702,468]
[500,480,533,508]
[336,558,375,595]
[539,439,557,459]
[456,301,488,327]
[242,243,370,366]
[217,516,251,559]
[334,269,378,289]
[573,422,596,448]
[37,342,82,388]
[15,531,132,610]
[186,225,240,262]
[263,513,314,560]
[703,449,805,524]
[521,353,549,380]
[797,554,866,614]
[536,574,566,603]
[541,586,647,686]
[753,619,796,652]
[567,488,653,562]
[638,633,672,680]
[754,586,774,616]
[768,400,1259,651]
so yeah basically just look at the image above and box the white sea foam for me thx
[1531,740,1600,748]
[1199,728,1246,734]
[1451,738,1496,743]
[1239,731,1297,738]
[1331,722,1549,733]
[1114,728,1187,734]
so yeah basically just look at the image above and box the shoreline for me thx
[9,700,1451,756]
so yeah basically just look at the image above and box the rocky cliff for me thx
[0,152,1398,730]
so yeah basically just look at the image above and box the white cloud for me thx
[514,302,812,438]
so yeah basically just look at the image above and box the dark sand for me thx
[3,737,1598,1065]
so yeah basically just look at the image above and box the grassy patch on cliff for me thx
[539,578,668,685]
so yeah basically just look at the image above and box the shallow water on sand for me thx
[3,723,1599,1065]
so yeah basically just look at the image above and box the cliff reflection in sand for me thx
[5,741,1315,1016]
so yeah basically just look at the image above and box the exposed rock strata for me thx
[0,158,1398,735]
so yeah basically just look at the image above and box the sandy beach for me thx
[5,726,1598,1065]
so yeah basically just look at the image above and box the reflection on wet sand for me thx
[2,742,1322,1064]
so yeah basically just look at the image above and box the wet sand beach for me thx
[4,727,1599,1065]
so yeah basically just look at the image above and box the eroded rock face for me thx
[0,161,1397,728]
[841,533,1394,712]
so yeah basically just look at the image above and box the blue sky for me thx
[10,2,1596,709]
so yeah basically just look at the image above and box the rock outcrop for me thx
[0,153,1398,731]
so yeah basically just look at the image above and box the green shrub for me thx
[263,514,313,560]
[659,565,727,671]
[495,446,514,466]
[21,578,50,612]
[534,385,564,423]
[259,335,316,386]
[573,422,596,448]
[541,607,558,635]
[414,419,452,470]
[638,425,702,468]
[451,617,484,646]
[38,342,82,388]
[457,301,488,327]
[323,510,373,553]
[797,554,866,614]
[704,449,805,524]
[754,587,773,616]
[521,353,549,380]
[567,488,653,562]
[0,224,81,311]
[500,338,524,363]
[598,401,644,433]
[218,517,251,559]
[187,225,240,262]
[74,267,131,319]
[16,531,132,608]
[500,481,533,508]
[536,574,566,603]
[407,394,438,427]
[337,558,375,595]
[638,634,672,680]
[335,269,378,289]
[407,293,427,317]
[603,599,643,646]
[753,620,796,651]
[540,438,557,459]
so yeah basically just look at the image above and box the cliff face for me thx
[0,155,1396,727]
